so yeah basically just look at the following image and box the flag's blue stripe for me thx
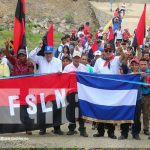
[79,100,136,121]
[77,72,140,90]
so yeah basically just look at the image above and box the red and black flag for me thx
[13,0,26,54]
[132,4,146,47]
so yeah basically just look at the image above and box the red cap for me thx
[130,57,140,64]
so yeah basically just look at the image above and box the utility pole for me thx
[109,0,113,12]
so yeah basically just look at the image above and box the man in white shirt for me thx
[29,46,62,74]
[29,46,63,135]
[63,51,88,137]
[94,44,124,74]
[63,51,87,73]
[93,44,125,139]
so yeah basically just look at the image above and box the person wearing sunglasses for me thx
[94,44,124,74]
[93,43,125,139]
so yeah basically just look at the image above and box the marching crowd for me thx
[0,4,150,140]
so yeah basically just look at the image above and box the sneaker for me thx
[144,130,150,135]
[133,134,141,140]
[67,130,78,135]
[39,129,46,135]
[108,134,117,139]
[118,135,128,140]
[53,129,64,135]
[26,131,32,135]
[93,133,104,137]
[80,132,88,137]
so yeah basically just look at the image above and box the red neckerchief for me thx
[103,55,115,68]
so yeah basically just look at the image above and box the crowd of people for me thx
[0,6,150,140]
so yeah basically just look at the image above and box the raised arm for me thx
[119,47,126,63]
[136,46,142,59]
[4,41,16,65]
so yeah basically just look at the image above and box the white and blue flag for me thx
[77,72,140,123]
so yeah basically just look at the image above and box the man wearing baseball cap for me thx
[63,51,88,137]
[29,45,63,135]
[93,43,126,139]
[118,57,146,140]
[63,51,87,72]
[5,41,34,76]
[91,51,101,67]
[29,45,62,74]
[4,41,34,135]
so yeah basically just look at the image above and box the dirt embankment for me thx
[0,0,98,27]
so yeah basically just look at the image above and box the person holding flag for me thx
[29,26,63,135]
[93,43,125,139]
[4,41,34,135]
[63,51,88,137]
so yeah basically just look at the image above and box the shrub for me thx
[64,14,74,24]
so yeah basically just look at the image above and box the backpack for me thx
[54,44,63,58]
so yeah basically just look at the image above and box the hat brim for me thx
[44,51,53,54]
[130,60,139,64]
[73,55,81,58]
[18,52,27,56]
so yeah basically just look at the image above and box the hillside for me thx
[0,0,99,49]
[0,0,97,26]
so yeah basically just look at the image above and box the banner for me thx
[77,72,140,123]
[0,73,77,133]
[0,72,145,133]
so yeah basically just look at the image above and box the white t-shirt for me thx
[115,30,123,40]
[63,62,87,73]
[94,56,120,74]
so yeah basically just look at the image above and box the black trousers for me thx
[97,123,115,136]
[120,99,142,137]
[20,105,33,131]
[132,99,142,136]
[37,101,62,131]
[120,123,130,138]
[66,92,86,133]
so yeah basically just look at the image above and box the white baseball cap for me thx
[94,51,101,56]
[73,51,82,58]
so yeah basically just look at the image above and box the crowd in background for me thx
[0,3,150,140]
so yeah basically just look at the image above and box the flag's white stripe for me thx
[77,83,138,106]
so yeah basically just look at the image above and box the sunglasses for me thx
[104,50,112,53]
